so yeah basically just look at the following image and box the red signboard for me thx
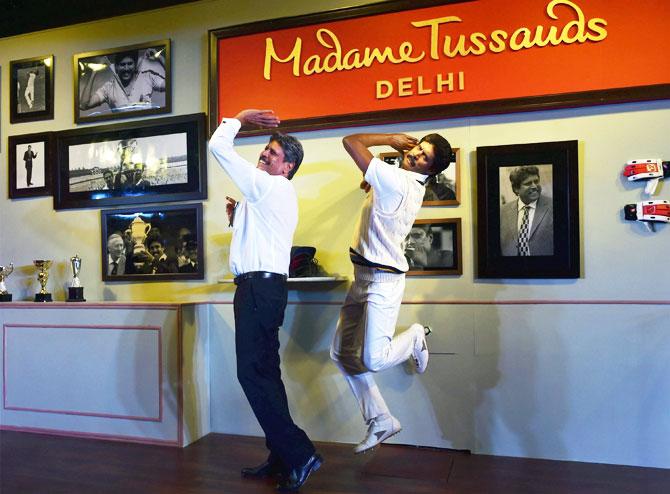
[209,0,670,134]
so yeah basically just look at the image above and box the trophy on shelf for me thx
[0,263,14,302]
[67,254,85,302]
[129,216,152,270]
[33,259,53,302]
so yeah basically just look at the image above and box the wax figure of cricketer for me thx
[209,109,322,492]
[330,131,453,454]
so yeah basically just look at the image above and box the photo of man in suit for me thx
[499,165,554,256]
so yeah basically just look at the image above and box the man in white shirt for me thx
[209,109,322,492]
[330,131,453,454]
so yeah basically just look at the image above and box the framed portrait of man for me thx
[10,55,54,123]
[101,203,204,282]
[476,140,579,279]
[405,218,462,276]
[380,148,460,206]
[74,40,171,124]
[8,132,54,199]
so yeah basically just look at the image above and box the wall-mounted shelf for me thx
[218,276,347,284]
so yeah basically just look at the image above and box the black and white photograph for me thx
[54,113,207,210]
[499,163,554,257]
[101,203,204,282]
[8,132,53,199]
[380,149,460,206]
[477,140,579,279]
[74,39,171,124]
[404,218,462,276]
[10,55,54,123]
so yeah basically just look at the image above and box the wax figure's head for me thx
[400,134,452,177]
[405,224,434,259]
[115,51,138,87]
[107,234,125,260]
[257,133,304,180]
[509,166,542,205]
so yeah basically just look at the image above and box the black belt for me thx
[233,271,288,285]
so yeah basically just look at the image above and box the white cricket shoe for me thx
[412,325,431,374]
[354,414,402,454]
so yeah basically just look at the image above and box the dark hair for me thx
[115,51,138,66]
[270,132,303,180]
[509,165,540,192]
[420,133,453,176]
[147,233,165,247]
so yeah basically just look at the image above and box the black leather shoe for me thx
[276,453,323,492]
[241,459,285,479]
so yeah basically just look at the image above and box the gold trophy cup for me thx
[67,254,85,302]
[129,216,152,270]
[33,259,53,302]
[0,263,14,302]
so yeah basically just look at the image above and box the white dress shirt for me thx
[209,118,297,276]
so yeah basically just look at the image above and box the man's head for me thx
[181,234,198,262]
[509,166,542,205]
[115,51,138,86]
[401,134,452,177]
[257,133,303,180]
[107,234,125,260]
[405,224,434,254]
[103,170,114,189]
[27,145,32,150]
[148,235,165,258]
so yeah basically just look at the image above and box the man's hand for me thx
[360,180,371,193]
[389,134,418,154]
[234,109,280,128]
[226,196,238,226]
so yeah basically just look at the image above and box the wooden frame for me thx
[8,132,54,199]
[54,113,207,210]
[10,54,54,123]
[405,218,462,276]
[380,148,460,206]
[208,1,670,136]
[101,203,204,282]
[476,140,579,279]
[74,39,171,124]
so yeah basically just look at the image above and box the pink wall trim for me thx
[0,424,178,447]
[3,324,162,422]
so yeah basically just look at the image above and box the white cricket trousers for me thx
[330,265,421,422]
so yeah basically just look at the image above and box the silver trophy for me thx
[0,263,14,302]
[67,254,85,302]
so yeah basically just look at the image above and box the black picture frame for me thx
[10,55,54,123]
[101,203,204,282]
[54,113,207,210]
[8,132,54,199]
[476,140,580,279]
[74,39,171,124]
[405,218,462,276]
[380,148,461,206]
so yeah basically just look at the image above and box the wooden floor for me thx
[1,431,669,493]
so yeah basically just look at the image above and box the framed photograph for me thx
[476,140,579,279]
[10,55,54,123]
[380,148,461,206]
[101,203,204,282]
[405,218,462,276]
[8,132,54,198]
[74,39,170,124]
[54,113,207,210]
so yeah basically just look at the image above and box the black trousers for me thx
[233,275,315,469]
[25,163,32,186]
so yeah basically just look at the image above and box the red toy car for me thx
[623,159,670,195]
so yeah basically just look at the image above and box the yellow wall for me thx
[1,0,670,302]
